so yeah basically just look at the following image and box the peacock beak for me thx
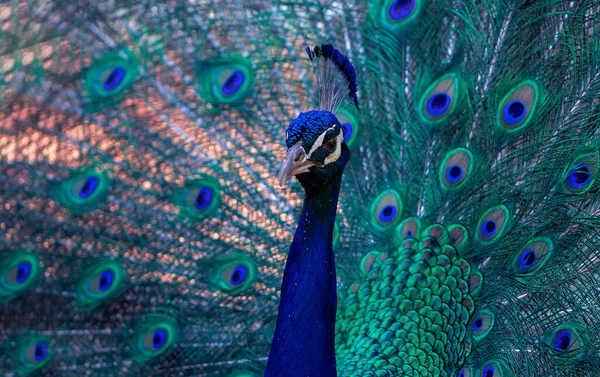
[278,143,318,186]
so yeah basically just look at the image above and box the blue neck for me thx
[265,176,342,377]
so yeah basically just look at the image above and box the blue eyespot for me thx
[341,122,353,142]
[553,330,572,353]
[194,187,214,211]
[388,0,416,20]
[103,67,126,91]
[567,163,591,189]
[476,205,509,244]
[97,269,115,292]
[502,100,526,125]
[482,366,495,377]
[473,317,483,332]
[445,164,463,183]
[33,341,48,362]
[518,248,537,271]
[372,190,403,230]
[15,262,32,284]
[78,176,100,199]
[221,71,245,96]
[230,265,248,286]
[152,328,168,350]
[426,93,451,117]
[16,337,53,371]
[135,317,178,361]
[379,204,398,223]
[481,220,497,238]
[214,255,256,294]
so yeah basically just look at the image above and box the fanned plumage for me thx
[1,1,600,376]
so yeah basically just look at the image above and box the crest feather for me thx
[306,44,359,112]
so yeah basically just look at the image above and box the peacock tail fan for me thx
[1,0,600,376]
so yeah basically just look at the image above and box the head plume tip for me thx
[306,44,359,110]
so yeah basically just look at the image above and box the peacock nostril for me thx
[293,149,306,163]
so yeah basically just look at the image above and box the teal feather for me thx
[1,0,600,376]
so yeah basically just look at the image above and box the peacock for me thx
[1,0,600,376]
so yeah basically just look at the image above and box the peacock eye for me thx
[324,138,337,153]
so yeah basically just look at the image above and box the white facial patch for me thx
[307,126,343,165]
[324,132,343,165]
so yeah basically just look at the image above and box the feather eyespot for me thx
[179,175,221,218]
[379,205,397,222]
[512,237,552,275]
[482,365,497,377]
[14,337,52,373]
[77,262,125,309]
[341,122,353,142]
[388,0,416,20]
[148,328,168,350]
[193,187,214,211]
[553,330,572,353]
[196,56,254,106]
[497,80,539,131]
[427,93,451,116]
[563,153,597,193]
[77,176,100,199]
[336,111,359,146]
[84,50,138,104]
[102,67,126,91]
[479,363,504,377]
[567,163,591,189]
[440,148,473,189]
[481,220,496,237]
[418,74,462,124]
[229,265,249,286]
[13,261,32,285]
[374,0,422,31]
[25,341,49,363]
[1,253,40,302]
[221,70,245,96]
[550,326,582,356]
[446,165,463,182]
[471,310,494,340]
[211,254,257,295]
[518,248,536,269]
[475,205,510,244]
[133,315,178,362]
[457,367,472,377]
[563,154,598,194]
[371,189,403,230]
[56,168,110,214]
[502,100,526,125]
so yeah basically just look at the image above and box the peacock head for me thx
[278,109,350,188]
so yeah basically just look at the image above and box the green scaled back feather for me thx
[1,1,600,376]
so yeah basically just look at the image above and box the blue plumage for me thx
[285,110,341,149]
[267,47,357,375]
